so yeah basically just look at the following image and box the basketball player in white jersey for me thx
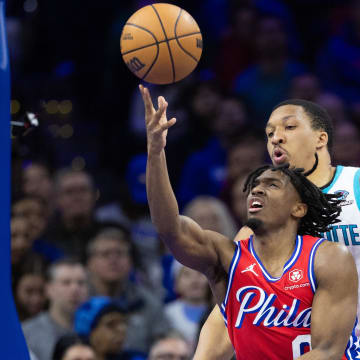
[192,98,360,360]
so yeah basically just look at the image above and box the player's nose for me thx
[271,128,285,145]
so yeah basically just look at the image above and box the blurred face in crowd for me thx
[90,311,128,356]
[266,105,326,171]
[333,122,360,167]
[227,140,265,181]
[16,273,47,318]
[12,197,48,240]
[11,216,32,264]
[56,172,96,221]
[23,164,53,201]
[212,98,247,138]
[290,74,321,102]
[149,338,191,360]
[255,17,286,56]
[175,266,209,304]
[231,176,248,224]
[191,84,221,119]
[232,7,257,40]
[186,199,223,233]
[47,264,88,314]
[316,93,346,127]
[62,344,96,360]
[88,236,132,284]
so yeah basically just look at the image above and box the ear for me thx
[316,131,328,150]
[291,202,308,219]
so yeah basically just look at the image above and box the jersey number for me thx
[292,334,311,359]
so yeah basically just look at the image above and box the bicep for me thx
[310,243,358,357]
[166,215,230,274]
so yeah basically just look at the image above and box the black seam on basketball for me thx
[122,23,160,80]
[151,4,176,83]
[174,9,198,63]
[142,38,160,81]
[121,31,201,55]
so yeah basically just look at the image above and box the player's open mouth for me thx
[249,198,264,213]
[273,147,287,164]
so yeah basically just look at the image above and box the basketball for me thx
[120,3,203,85]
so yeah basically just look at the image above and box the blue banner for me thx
[0,1,30,358]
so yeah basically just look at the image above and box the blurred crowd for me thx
[7,0,360,359]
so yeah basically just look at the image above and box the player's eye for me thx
[267,132,273,138]
[286,125,296,130]
[270,183,279,188]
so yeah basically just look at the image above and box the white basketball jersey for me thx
[321,165,360,333]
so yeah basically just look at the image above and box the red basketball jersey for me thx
[220,235,359,359]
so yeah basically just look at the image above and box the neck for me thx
[49,305,73,330]
[253,226,298,278]
[306,150,335,187]
[91,274,125,297]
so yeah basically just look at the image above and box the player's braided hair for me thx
[243,164,342,237]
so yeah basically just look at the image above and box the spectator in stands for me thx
[22,258,89,360]
[52,334,96,360]
[22,161,55,217]
[74,296,146,360]
[332,121,360,167]
[14,267,47,322]
[233,16,305,126]
[148,332,192,360]
[177,96,248,208]
[316,0,360,108]
[86,228,171,353]
[11,215,47,285]
[46,168,102,261]
[12,195,64,262]
[164,264,211,349]
[183,196,237,239]
[289,73,322,101]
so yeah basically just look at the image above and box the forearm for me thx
[297,348,338,360]
[193,306,234,360]
[146,149,180,238]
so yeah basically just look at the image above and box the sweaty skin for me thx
[140,85,358,360]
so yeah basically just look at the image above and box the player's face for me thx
[266,105,323,171]
[247,170,303,230]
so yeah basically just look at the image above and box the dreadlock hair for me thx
[243,164,342,237]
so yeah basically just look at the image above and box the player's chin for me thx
[244,217,264,232]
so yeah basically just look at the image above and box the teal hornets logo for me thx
[334,190,354,206]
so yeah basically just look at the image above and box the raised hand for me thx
[139,84,176,154]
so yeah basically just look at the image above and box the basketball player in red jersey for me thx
[140,84,359,359]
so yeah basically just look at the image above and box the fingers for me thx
[139,84,154,114]
[160,117,176,130]
[157,96,167,118]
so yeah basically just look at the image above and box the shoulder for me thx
[22,312,50,333]
[314,240,356,284]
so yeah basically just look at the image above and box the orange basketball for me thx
[120,3,203,85]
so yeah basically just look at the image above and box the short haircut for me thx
[46,257,84,282]
[272,99,334,152]
[243,164,342,237]
[53,167,95,193]
[149,330,190,359]
[52,334,91,360]
[86,226,138,266]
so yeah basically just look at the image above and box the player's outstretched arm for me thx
[193,305,234,360]
[297,241,358,360]
[140,85,232,274]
